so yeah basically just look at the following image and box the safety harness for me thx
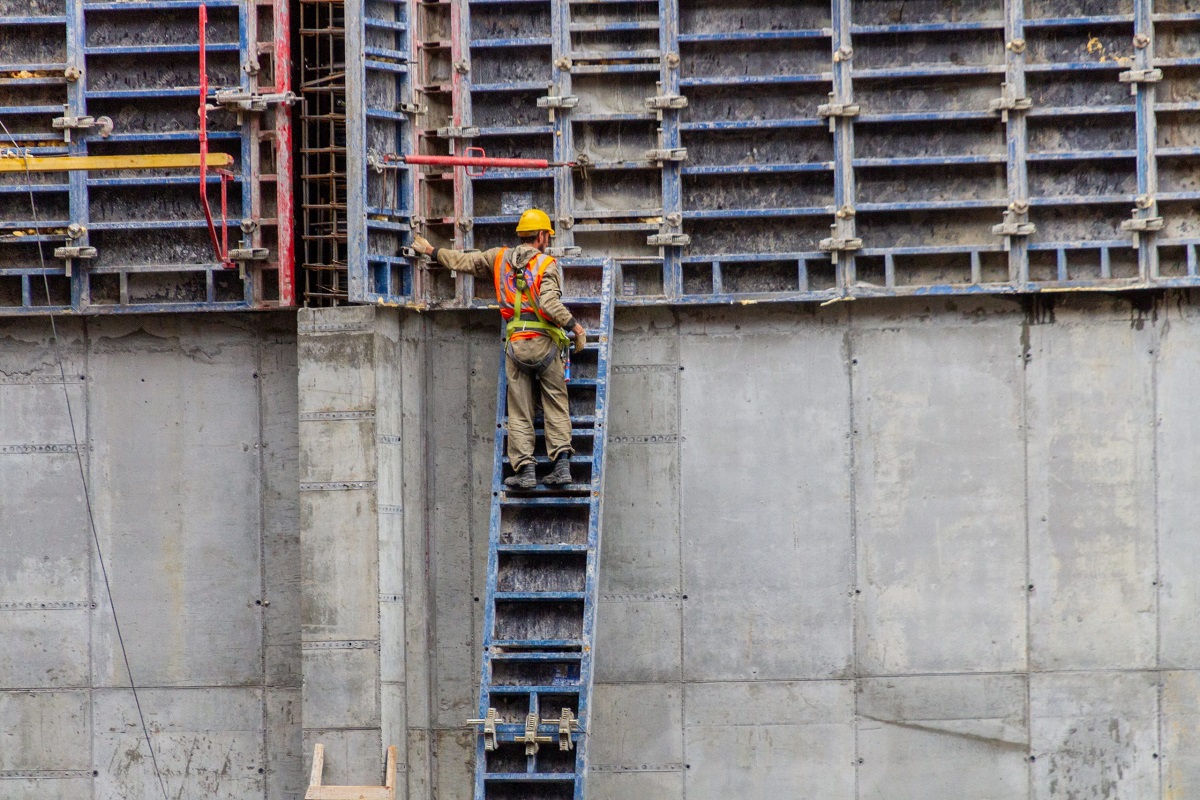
[494,247,570,376]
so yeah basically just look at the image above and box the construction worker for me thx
[410,209,586,489]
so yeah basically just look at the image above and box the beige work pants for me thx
[506,335,573,471]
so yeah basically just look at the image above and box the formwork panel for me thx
[338,0,1200,307]
[0,0,294,313]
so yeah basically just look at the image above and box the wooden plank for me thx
[304,743,396,800]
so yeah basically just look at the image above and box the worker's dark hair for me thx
[518,232,540,242]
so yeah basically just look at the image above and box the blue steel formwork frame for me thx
[347,0,1200,308]
[346,0,416,303]
[0,0,294,314]
[472,258,614,800]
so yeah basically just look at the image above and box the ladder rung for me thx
[488,638,585,647]
[501,484,594,496]
[484,773,576,782]
[487,651,584,661]
[495,544,590,553]
[495,591,586,601]
[499,495,592,506]
[502,415,597,427]
[486,684,582,694]
[501,454,591,464]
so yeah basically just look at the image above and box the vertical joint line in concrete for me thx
[844,320,861,798]
[1150,303,1163,792]
[1003,0,1031,285]
[829,0,858,290]
[255,323,270,796]
[673,311,687,798]
[1019,310,1034,794]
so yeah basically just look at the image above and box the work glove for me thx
[411,234,434,257]
[572,324,586,354]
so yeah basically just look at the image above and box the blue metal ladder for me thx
[469,260,616,800]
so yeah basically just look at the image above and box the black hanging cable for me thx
[0,118,172,800]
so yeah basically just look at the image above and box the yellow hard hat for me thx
[516,208,555,236]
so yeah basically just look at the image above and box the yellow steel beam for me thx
[0,152,234,173]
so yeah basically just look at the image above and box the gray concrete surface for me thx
[0,313,300,800]
[303,293,1197,800]
[6,292,1200,799]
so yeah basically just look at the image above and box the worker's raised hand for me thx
[411,234,434,257]
[572,323,586,354]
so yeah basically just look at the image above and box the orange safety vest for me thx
[493,247,562,343]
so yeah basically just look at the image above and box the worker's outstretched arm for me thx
[411,234,498,280]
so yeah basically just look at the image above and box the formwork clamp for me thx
[989,86,1032,122]
[537,95,579,109]
[1121,212,1164,248]
[53,245,96,260]
[648,232,691,247]
[434,126,480,139]
[228,246,269,261]
[646,147,688,163]
[817,101,859,132]
[51,114,112,143]
[991,208,1036,241]
[645,94,688,110]
[214,89,297,112]
[520,713,554,755]
[819,236,863,253]
[1119,68,1163,95]
[465,708,499,751]
[546,246,583,257]
[54,244,97,277]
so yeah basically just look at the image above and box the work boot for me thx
[504,463,537,490]
[542,454,573,486]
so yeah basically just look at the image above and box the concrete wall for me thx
[296,293,1200,799]
[0,313,300,800]
[6,291,1200,799]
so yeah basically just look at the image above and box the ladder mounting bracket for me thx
[466,708,499,751]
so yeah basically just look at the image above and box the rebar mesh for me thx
[299,0,349,306]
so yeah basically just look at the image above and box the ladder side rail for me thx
[573,260,616,794]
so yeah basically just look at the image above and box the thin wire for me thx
[0,118,172,800]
